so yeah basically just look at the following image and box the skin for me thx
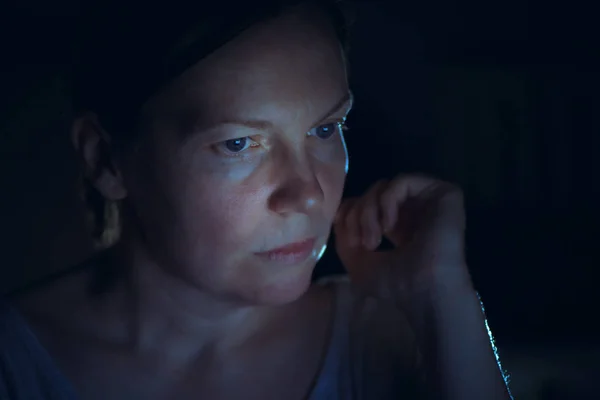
[11,2,512,399]
[102,4,351,308]
[15,4,351,400]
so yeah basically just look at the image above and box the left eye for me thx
[309,122,343,140]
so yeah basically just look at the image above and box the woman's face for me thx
[121,4,351,305]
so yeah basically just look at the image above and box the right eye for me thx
[213,137,260,156]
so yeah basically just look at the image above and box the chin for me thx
[246,265,315,306]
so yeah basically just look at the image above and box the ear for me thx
[71,113,128,200]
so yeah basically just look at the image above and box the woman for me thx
[1,0,512,399]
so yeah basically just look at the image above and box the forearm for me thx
[410,278,512,400]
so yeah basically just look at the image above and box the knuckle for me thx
[379,184,395,204]
[359,204,375,226]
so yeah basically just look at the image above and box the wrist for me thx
[398,266,476,329]
[404,265,474,303]
[425,268,475,302]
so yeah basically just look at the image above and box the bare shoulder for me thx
[7,261,95,331]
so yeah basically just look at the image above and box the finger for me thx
[359,180,388,250]
[424,183,466,232]
[343,198,363,248]
[334,197,360,247]
[379,174,439,233]
[334,197,355,226]
[387,196,418,247]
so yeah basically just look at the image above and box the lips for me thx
[255,238,317,265]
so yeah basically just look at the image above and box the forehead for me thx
[144,3,348,127]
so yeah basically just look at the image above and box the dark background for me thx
[1,1,599,398]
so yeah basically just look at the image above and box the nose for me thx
[268,157,325,216]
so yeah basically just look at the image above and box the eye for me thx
[308,121,347,140]
[214,137,259,155]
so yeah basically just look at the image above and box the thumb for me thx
[332,208,361,265]
[333,221,395,299]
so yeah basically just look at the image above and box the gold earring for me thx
[99,200,121,249]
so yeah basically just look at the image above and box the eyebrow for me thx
[314,91,354,125]
[200,91,354,132]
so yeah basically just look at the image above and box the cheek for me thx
[323,168,346,214]
[128,150,265,258]
[174,180,267,253]
[316,143,348,216]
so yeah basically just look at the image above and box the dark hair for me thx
[71,0,350,141]
[73,0,352,247]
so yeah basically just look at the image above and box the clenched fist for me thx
[334,174,471,309]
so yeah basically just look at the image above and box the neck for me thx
[89,237,273,367]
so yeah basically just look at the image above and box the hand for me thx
[333,174,472,307]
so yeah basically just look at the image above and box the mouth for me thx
[254,237,317,265]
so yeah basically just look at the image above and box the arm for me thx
[409,277,513,400]
[333,175,513,399]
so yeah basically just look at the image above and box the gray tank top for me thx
[0,277,367,400]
